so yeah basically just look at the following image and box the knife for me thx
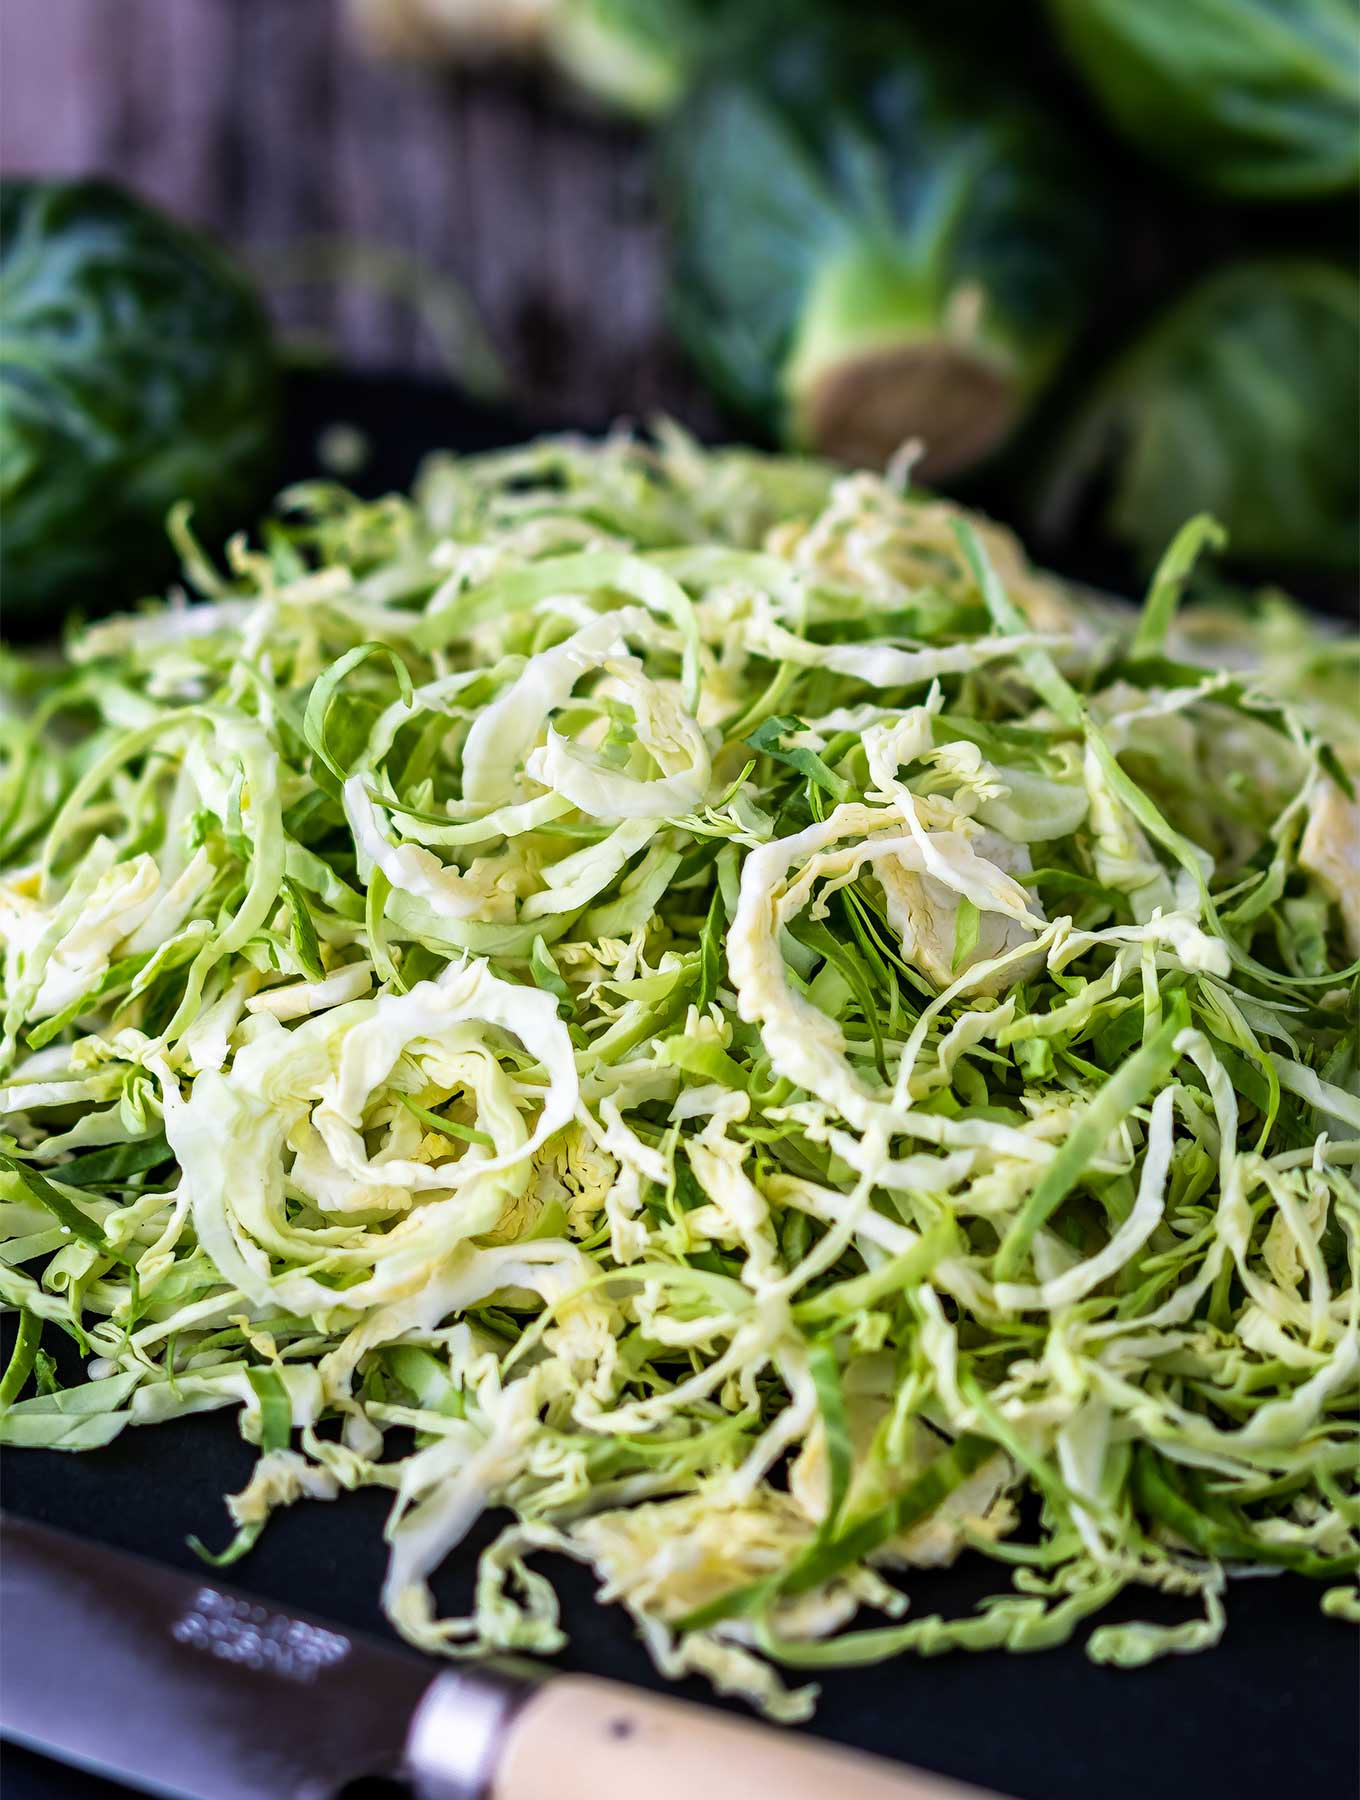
[0,1512,998,1800]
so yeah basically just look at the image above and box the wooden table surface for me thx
[0,0,712,431]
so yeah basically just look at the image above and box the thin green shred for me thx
[0,1309,40,1409]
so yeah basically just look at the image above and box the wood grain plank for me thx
[0,0,119,177]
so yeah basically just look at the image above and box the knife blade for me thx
[0,1511,1001,1800]
[0,1510,521,1800]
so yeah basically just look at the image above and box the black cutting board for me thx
[3,368,1356,1800]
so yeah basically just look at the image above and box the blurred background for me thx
[2,0,1357,618]
[1,0,702,420]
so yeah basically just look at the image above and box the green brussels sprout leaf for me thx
[1046,0,1360,200]
[0,179,279,626]
[1040,259,1360,572]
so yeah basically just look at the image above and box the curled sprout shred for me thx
[1,431,1357,1717]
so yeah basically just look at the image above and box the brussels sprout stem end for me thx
[783,247,1017,477]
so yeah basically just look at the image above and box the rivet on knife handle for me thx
[406,1670,1005,1800]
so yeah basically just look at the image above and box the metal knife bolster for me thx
[406,1666,535,1800]
[0,1512,539,1800]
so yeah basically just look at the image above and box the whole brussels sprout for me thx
[1046,0,1360,199]
[0,180,278,625]
[660,23,1103,479]
[1040,260,1359,571]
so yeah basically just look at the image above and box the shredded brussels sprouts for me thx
[1,428,1357,1717]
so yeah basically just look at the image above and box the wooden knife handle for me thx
[490,1673,1002,1800]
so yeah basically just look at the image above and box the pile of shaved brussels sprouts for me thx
[1,432,1357,1715]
